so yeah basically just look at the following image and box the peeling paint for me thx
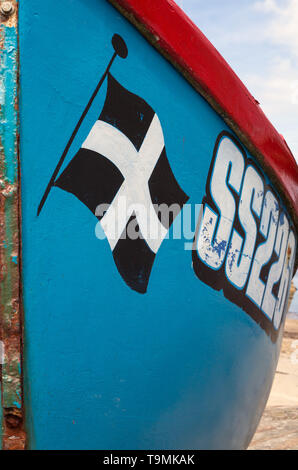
[0,1,25,450]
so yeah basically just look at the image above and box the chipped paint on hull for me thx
[0,1,25,450]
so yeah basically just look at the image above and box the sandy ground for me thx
[248,318,298,450]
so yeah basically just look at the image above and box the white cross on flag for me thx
[55,74,188,293]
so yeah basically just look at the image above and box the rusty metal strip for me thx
[0,0,25,450]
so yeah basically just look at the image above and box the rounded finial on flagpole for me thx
[112,34,128,59]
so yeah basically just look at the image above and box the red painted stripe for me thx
[111,0,298,218]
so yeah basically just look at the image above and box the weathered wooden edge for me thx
[0,0,25,450]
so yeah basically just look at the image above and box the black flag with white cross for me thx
[55,74,188,293]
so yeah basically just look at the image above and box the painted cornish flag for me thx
[55,74,188,293]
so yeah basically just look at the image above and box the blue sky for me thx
[176,0,298,312]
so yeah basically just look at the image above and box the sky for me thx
[176,0,298,312]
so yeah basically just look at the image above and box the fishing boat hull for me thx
[0,0,297,450]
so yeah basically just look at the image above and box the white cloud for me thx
[177,1,298,160]
[254,0,298,57]
[245,57,298,115]
[255,0,282,13]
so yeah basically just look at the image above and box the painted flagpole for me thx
[37,34,128,216]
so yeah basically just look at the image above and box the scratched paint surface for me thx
[19,0,294,449]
